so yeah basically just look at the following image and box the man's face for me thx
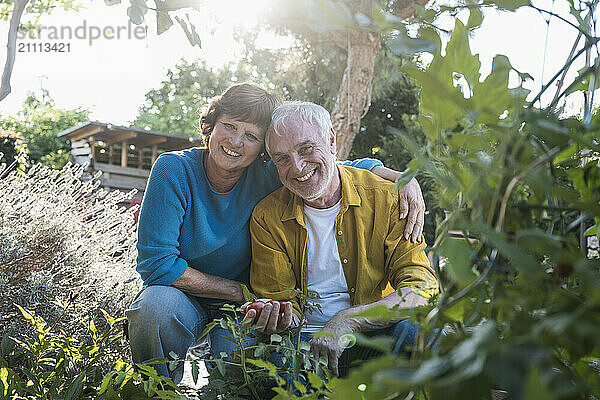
[268,116,337,202]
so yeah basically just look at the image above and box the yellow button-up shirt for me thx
[250,165,438,319]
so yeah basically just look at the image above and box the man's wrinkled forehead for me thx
[279,114,317,135]
[268,115,323,150]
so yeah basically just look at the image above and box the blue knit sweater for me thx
[136,147,382,288]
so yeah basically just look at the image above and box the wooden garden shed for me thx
[58,121,202,197]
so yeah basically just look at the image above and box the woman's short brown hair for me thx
[199,83,283,144]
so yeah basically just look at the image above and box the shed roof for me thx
[57,121,202,151]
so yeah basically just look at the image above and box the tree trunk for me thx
[331,31,380,160]
[328,0,430,160]
[0,0,29,103]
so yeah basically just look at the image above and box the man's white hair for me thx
[266,101,333,154]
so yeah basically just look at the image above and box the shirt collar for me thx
[281,164,361,223]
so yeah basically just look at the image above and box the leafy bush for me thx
[0,306,191,400]
[1,306,125,399]
[322,4,600,399]
[0,158,141,362]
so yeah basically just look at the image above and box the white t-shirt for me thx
[302,200,351,333]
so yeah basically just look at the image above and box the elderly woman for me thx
[125,83,425,383]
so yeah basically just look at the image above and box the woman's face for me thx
[207,114,266,173]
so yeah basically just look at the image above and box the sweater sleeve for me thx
[338,157,383,171]
[136,154,190,286]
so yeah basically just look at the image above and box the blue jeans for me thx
[125,285,251,384]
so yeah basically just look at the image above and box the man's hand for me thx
[309,329,347,377]
[241,299,294,333]
[398,177,425,243]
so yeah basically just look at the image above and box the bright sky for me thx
[0,0,595,125]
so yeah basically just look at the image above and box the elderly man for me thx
[246,101,438,376]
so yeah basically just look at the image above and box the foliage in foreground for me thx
[328,3,600,399]
[0,306,187,400]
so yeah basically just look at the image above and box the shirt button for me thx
[338,230,343,236]
[343,258,348,264]
[350,287,355,293]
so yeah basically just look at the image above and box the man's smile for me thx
[296,169,316,182]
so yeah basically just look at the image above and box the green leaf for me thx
[483,0,530,11]
[443,296,469,321]
[299,341,311,352]
[584,224,597,236]
[353,305,410,322]
[1,336,14,357]
[394,167,418,192]
[215,358,226,376]
[0,366,10,394]
[175,15,202,47]
[88,318,97,338]
[353,333,394,352]
[554,142,579,164]
[127,0,148,25]
[270,333,282,343]
[240,283,256,302]
[16,305,35,326]
[247,359,278,376]
[191,360,199,384]
[63,372,85,400]
[523,368,556,400]
[254,343,266,357]
[156,10,173,35]
[307,371,324,389]
[441,238,474,285]
[200,321,218,338]
[445,20,481,88]
[100,309,115,326]
[467,8,483,29]
[294,379,307,394]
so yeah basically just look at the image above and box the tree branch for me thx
[0,0,29,103]
[495,147,560,232]
[549,32,583,111]
[527,38,599,108]
[530,5,593,40]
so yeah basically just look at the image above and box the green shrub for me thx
[0,306,189,400]
[0,159,141,366]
